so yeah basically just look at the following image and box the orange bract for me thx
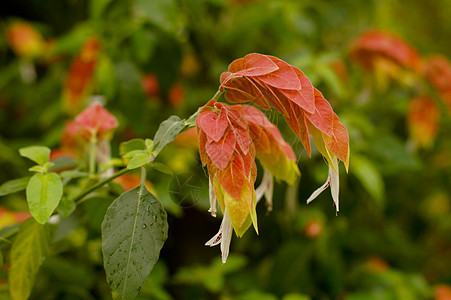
[407,96,439,148]
[349,30,420,71]
[74,102,118,140]
[196,100,257,235]
[220,53,349,167]
[6,21,45,58]
[62,37,101,115]
[423,55,451,113]
[202,54,350,261]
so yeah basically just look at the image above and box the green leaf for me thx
[28,166,46,173]
[282,293,312,300]
[352,156,385,205]
[60,170,88,179]
[19,146,51,166]
[127,153,151,170]
[123,150,147,159]
[145,139,153,150]
[120,139,146,157]
[26,173,63,224]
[132,0,178,33]
[57,197,76,218]
[150,162,173,175]
[151,116,185,156]
[0,177,30,196]
[102,185,168,300]
[90,0,113,19]
[9,218,49,300]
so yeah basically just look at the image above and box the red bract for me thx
[62,37,101,115]
[141,74,161,100]
[423,55,451,113]
[114,173,152,192]
[235,105,299,184]
[168,83,185,108]
[74,102,118,140]
[349,30,420,71]
[202,53,350,262]
[197,100,257,237]
[6,21,45,58]
[219,53,349,166]
[407,96,439,148]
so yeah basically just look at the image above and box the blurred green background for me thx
[1,0,451,299]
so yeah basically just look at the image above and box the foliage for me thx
[1,0,451,299]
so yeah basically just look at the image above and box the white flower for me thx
[306,156,340,213]
[205,170,274,263]
[205,207,233,264]
[255,168,274,210]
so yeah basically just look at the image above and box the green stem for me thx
[73,168,132,205]
[212,90,224,101]
[140,166,146,190]
[89,132,97,177]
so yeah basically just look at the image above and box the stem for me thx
[212,90,224,101]
[89,132,97,177]
[140,167,146,190]
[73,168,132,205]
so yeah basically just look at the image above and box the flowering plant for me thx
[0,53,349,299]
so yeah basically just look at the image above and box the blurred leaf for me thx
[26,173,63,224]
[372,136,420,172]
[9,218,49,300]
[57,197,76,218]
[236,290,278,300]
[0,177,30,196]
[42,256,95,291]
[152,116,185,156]
[131,29,157,64]
[51,23,93,56]
[114,61,147,135]
[352,155,385,204]
[60,170,88,179]
[19,146,50,166]
[150,162,173,175]
[282,293,311,300]
[97,54,117,100]
[120,139,146,157]
[90,0,114,19]
[132,0,178,32]
[102,185,168,300]
[174,255,246,293]
[138,262,171,300]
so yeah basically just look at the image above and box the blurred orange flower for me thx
[62,37,101,115]
[407,96,439,148]
[6,21,45,58]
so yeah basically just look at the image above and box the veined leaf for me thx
[198,109,228,142]
[9,218,49,300]
[19,146,51,166]
[256,56,301,90]
[120,139,146,157]
[26,173,63,224]
[205,130,236,170]
[0,176,30,196]
[152,116,185,156]
[102,185,168,300]
[127,153,151,170]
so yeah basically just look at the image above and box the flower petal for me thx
[208,178,217,217]
[306,176,330,205]
[329,157,340,212]
[220,209,233,263]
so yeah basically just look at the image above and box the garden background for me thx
[1,0,451,299]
